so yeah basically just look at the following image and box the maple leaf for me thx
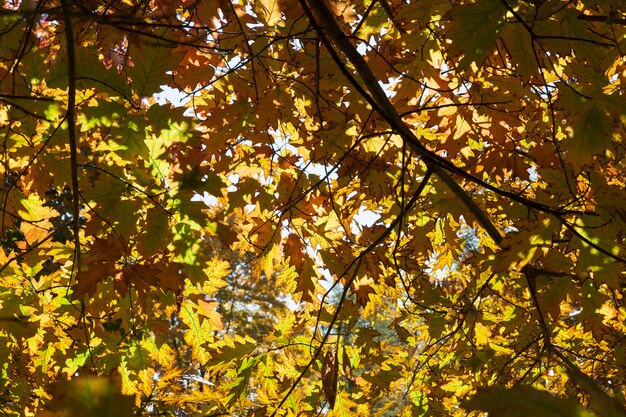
[445,0,507,71]
[562,102,614,169]
[73,237,125,298]
[254,0,283,27]
[463,385,595,417]
[206,335,257,367]
[128,44,185,97]
[137,207,170,256]
[501,24,537,83]
[283,233,316,301]
[3,1,626,416]
[196,299,224,329]
[351,275,375,307]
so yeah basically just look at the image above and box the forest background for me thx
[1,0,626,416]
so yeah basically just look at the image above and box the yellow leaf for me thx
[441,379,464,393]
[197,299,224,330]
[19,194,55,222]
[256,0,282,26]
[475,322,492,346]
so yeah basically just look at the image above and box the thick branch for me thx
[577,13,626,25]
[62,0,81,268]
[299,4,626,407]
[301,0,503,245]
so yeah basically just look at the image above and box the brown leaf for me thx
[121,264,160,294]
[156,263,186,293]
[321,349,339,409]
[342,348,356,385]
[283,233,304,271]
[73,267,109,299]
[352,276,376,307]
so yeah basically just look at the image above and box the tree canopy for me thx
[1,0,626,416]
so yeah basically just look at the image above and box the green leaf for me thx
[0,15,26,58]
[562,103,614,169]
[225,355,261,406]
[49,47,131,97]
[501,23,536,82]
[463,385,595,417]
[146,103,188,133]
[128,44,185,97]
[446,0,507,71]
[178,167,226,197]
[137,207,170,256]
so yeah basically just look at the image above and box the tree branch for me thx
[300,0,504,245]
[62,0,81,270]
[270,170,432,416]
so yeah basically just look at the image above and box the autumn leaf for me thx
[206,335,257,367]
[2,0,626,416]
[283,233,316,301]
[137,207,170,256]
[501,24,537,83]
[196,299,224,330]
[445,0,507,71]
[128,44,185,97]
[45,374,135,417]
[466,386,597,417]
[254,0,283,27]
[321,349,338,409]
[562,102,614,169]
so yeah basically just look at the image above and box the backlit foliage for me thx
[0,0,625,416]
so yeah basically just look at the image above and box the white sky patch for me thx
[303,162,338,180]
[154,85,189,107]
[353,207,379,230]
[379,75,401,98]
[192,192,218,206]
[356,35,378,56]
[290,38,304,51]
[221,55,243,75]
[227,173,240,189]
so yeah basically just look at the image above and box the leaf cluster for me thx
[0,0,625,416]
